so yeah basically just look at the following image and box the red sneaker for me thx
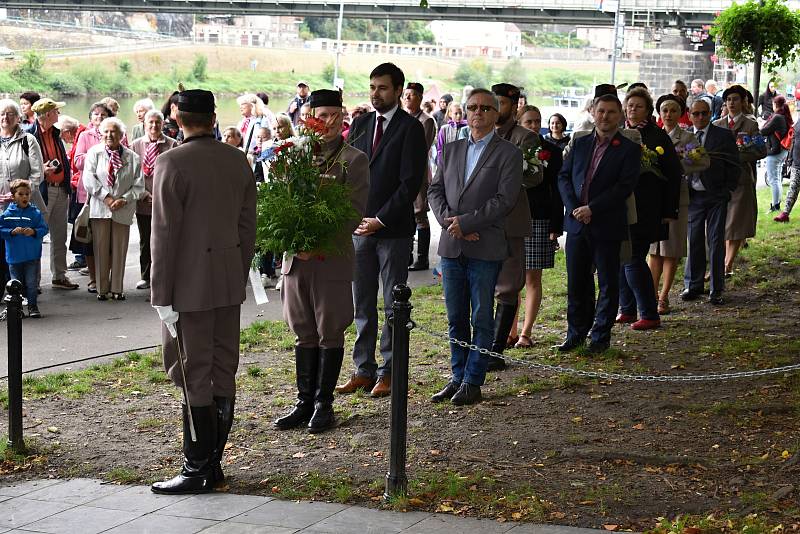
[615,313,636,323]
[774,211,790,223]
[631,318,661,330]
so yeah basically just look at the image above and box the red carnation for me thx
[537,149,551,161]
[611,138,621,147]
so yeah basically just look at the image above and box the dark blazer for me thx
[630,122,683,243]
[557,130,639,241]
[347,107,427,238]
[526,135,564,234]
[428,133,522,261]
[694,124,740,199]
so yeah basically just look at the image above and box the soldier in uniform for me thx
[403,82,437,271]
[486,83,538,371]
[274,89,370,434]
[150,89,257,494]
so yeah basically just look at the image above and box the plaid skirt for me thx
[524,219,557,270]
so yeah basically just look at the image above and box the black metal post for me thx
[4,279,25,453]
[385,284,412,500]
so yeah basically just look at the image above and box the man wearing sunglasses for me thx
[427,88,523,405]
[682,99,740,305]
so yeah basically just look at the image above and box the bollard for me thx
[385,284,413,500]
[4,279,25,453]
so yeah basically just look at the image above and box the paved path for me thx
[0,478,612,533]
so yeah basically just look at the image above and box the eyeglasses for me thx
[466,104,497,113]
[690,110,710,117]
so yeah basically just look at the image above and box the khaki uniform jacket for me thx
[495,121,535,237]
[281,140,370,280]
[151,135,257,312]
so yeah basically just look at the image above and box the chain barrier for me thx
[413,323,800,383]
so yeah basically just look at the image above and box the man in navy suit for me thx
[681,98,740,305]
[335,63,428,397]
[557,91,640,354]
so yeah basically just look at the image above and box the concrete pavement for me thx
[0,478,613,533]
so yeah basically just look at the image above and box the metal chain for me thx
[413,323,800,382]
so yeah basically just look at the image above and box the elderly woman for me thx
[56,115,81,145]
[648,95,710,314]
[0,98,45,318]
[130,98,155,141]
[82,117,144,301]
[130,109,177,290]
[273,112,295,141]
[617,88,683,330]
[71,102,113,292]
[237,93,274,154]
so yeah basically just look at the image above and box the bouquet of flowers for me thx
[255,117,358,255]
[521,142,545,188]
[640,144,665,178]
[736,133,766,151]
[675,142,711,174]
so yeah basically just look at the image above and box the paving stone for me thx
[158,493,272,521]
[19,505,141,534]
[88,485,192,514]
[304,506,430,533]
[402,514,517,534]
[0,498,73,530]
[234,500,348,529]
[199,523,298,534]
[506,525,615,534]
[103,513,218,534]
[0,479,63,497]
[0,495,12,504]
[21,478,128,505]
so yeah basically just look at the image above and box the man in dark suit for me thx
[427,88,522,405]
[557,91,640,354]
[336,63,427,397]
[681,99,740,305]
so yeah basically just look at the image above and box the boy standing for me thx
[0,179,49,318]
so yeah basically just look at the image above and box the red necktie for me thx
[728,117,735,130]
[240,117,250,135]
[372,115,385,155]
[142,141,159,177]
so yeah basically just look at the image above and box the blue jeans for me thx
[9,260,38,306]
[619,239,659,320]
[766,151,788,208]
[440,255,502,387]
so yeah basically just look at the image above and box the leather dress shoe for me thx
[709,293,724,305]
[555,338,584,353]
[631,318,661,330]
[586,341,610,354]
[451,382,482,406]
[431,381,461,403]
[408,260,429,271]
[615,313,636,323]
[335,373,376,394]
[680,288,702,301]
[370,375,391,397]
[486,355,507,372]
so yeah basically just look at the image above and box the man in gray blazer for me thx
[427,88,523,405]
[150,89,257,494]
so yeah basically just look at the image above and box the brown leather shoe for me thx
[335,373,376,394]
[370,375,391,397]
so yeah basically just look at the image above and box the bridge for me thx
[5,0,736,27]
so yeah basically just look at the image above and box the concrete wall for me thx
[638,48,713,96]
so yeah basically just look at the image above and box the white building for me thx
[194,16,301,47]
[429,21,523,58]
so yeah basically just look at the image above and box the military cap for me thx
[309,89,342,108]
[722,84,748,101]
[177,89,215,113]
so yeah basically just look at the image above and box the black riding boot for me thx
[308,347,344,433]
[488,303,517,371]
[211,396,235,484]
[409,228,431,271]
[274,346,319,430]
[151,404,217,494]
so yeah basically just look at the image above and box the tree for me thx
[711,0,800,100]
[191,54,208,82]
[454,58,493,90]
[499,58,527,89]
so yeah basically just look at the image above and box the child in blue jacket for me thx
[0,179,49,318]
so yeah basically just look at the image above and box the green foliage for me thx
[522,31,588,49]
[118,59,132,76]
[301,17,434,44]
[454,58,493,89]
[322,62,335,85]
[14,50,44,77]
[711,0,800,73]
[191,54,208,82]
[499,58,527,89]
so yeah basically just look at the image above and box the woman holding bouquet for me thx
[648,95,710,314]
[274,89,370,434]
[617,88,682,330]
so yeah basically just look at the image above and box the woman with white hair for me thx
[130,109,177,290]
[130,98,155,141]
[82,117,144,301]
[237,93,275,154]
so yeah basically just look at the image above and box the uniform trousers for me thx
[684,190,728,296]
[494,236,526,305]
[162,305,241,406]
[281,258,354,349]
[91,218,130,295]
[413,181,430,228]
[46,185,70,281]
